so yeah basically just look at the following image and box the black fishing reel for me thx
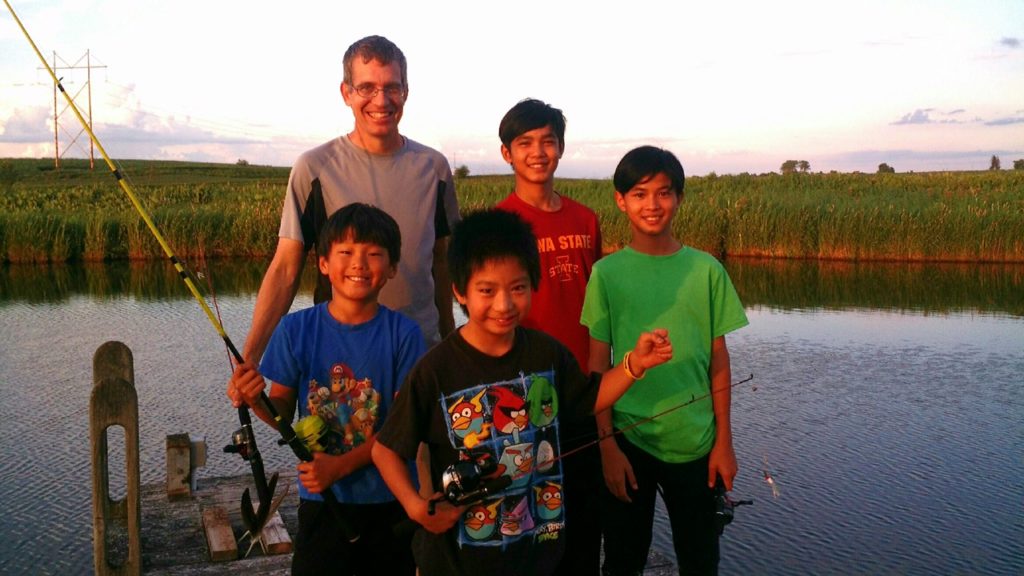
[429,458,512,514]
[713,478,753,535]
[224,426,255,461]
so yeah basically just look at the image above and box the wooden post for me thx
[166,433,192,500]
[91,341,141,576]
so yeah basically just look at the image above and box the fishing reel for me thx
[713,478,753,535]
[224,427,256,461]
[278,414,330,453]
[429,457,512,514]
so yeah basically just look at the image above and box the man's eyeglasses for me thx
[349,83,405,100]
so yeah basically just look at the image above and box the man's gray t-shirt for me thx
[279,135,459,344]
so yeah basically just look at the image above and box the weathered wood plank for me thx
[259,512,293,555]
[200,507,236,562]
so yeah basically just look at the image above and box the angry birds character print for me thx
[497,441,534,490]
[462,498,503,541]
[490,385,529,440]
[499,495,535,537]
[534,480,563,521]
[447,389,491,449]
[534,440,556,473]
[526,375,558,428]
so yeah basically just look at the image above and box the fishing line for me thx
[437,374,757,499]
[548,373,756,469]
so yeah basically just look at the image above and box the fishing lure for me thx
[762,456,780,498]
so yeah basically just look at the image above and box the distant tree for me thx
[454,164,470,179]
[1014,159,1024,170]
[797,160,810,173]
[236,158,250,166]
[780,160,799,174]
[878,163,895,174]
[989,155,1001,170]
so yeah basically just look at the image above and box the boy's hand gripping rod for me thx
[3,0,358,544]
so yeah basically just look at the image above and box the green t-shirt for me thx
[581,246,749,463]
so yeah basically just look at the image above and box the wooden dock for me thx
[140,470,298,575]
[138,470,678,575]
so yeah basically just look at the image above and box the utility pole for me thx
[44,50,106,170]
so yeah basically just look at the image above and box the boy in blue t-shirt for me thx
[582,146,749,576]
[227,202,425,575]
[371,208,673,576]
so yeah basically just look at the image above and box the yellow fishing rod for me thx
[4,0,227,350]
[4,0,358,544]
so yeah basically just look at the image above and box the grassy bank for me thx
[2,158,1022,263]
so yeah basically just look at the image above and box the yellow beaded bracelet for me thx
[622,350,645,380]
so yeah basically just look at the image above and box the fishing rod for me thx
[424,374,757,515]
[553,372,755,467]
[2,0,357,545]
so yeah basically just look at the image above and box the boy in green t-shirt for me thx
[581,146,749,575]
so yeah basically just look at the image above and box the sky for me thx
[1,0,1022,177]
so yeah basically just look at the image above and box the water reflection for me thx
[727,258,1023,316]
[2,258,1022,317]
[0,259,1021,575]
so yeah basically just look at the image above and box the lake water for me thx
[0,259,1021,575]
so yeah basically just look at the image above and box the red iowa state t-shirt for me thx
[496,192,602,372]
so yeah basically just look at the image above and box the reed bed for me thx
[1,159,1022,263]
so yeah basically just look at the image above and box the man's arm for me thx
[432,237,455,339]
[242,237,306,363]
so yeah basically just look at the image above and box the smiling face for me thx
[615,171,681,243]
[454,257,532,354]
[501,125,562,187]
[341,58,407,152]
[318,232,396,307]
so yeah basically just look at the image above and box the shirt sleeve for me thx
[580,264,611,343]
[559,345,601,423]
[710,262,750,338]
[258,316,302,389]
[376,363,430,460]
[435,167,460,239]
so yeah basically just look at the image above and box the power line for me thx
[41,49,106,169]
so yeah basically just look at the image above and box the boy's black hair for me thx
[613,145,686,197]
[448,208,540,297]
[498,98,567,150]
[318,203,401,264]
[343,35,408,87]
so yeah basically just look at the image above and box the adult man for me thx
[243,35,459,364]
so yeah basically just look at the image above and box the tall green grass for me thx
[1,158,1022,263]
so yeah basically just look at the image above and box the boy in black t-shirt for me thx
[372,208,673,576]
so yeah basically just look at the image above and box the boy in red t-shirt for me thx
[495,98,604,575]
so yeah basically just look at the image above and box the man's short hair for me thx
[613,146,686,197]
[448,208,540,297]
[498,98,566,151]
[318,203,402,264]
[343,35,408,87]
